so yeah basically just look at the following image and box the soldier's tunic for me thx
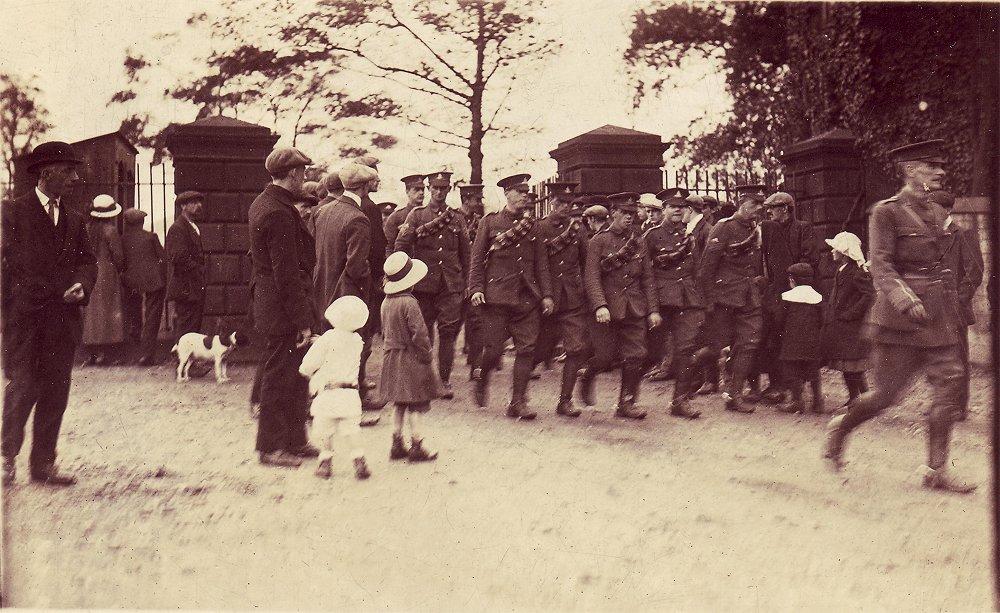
[698,213,763,399]
[532,212,590,399]
[382,204,417,255]
[583,225,657,368]
[843,190,965,431]
[458,207,485,373]
[394,203,469,383]
[467,208,552,400]
[643,220,707,400]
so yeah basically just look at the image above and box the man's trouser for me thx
[707,303,762,398]
[479,303,540,402]
[172,298,203,342]
[415,289,463,384]
[140,289,166,360]
[255,334,310,454]
[462,299,485,373]
[645,306,706,401]
[533,304,590,400]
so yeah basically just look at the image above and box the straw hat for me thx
[90,194,122,219]
[323,295,369,332]
[383,251,428,295]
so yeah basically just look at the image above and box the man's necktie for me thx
[47,200,57,225]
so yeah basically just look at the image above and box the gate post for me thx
[165,116,279,333]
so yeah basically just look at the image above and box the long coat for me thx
[775,286,824,362]
[121,220,166,294]
[312,194,373,314]
[822,261,873,362]
[164,216,204,302]
[379,292,442,403]
[248,184,317,338]
[82,219,125,345]
[761,218,819,296]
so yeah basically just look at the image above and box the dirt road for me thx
[2,358,993,610]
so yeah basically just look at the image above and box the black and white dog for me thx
[171,331,248,383]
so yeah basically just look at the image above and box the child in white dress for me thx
[299,295,371,480]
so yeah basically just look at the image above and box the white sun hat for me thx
[324,295,369,332]
[90,194,123,219]
[383,251,428,295]
[825,231,869,270]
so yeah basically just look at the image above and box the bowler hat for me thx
[175,191,205,207]
[427,171,453,188]
[383,251,429,295]
[27,141,82,172]
[497,173,531,192]
[762,191,794,208]
[887,139,947,165]
[265,147,312,177]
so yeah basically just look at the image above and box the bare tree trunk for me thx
[467,2,487,185]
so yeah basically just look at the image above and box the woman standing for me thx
[822,232,874,401]
[82,194,125,365]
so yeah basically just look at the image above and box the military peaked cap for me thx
[607,192,640,213]
[734,184,767,204]
[458,183,484,196]
[887,139,947,164]
[401,174,426,188]
[427,171,453,187]
[544,181,578,199]
[497,173,531,191]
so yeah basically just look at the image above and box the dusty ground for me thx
[2,347,994,610]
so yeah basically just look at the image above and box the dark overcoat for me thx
[121,220,166,294]
[248,184,317,337]
[941,219,984,326]
[82,219,125,344]
[378,292,442,403]
[822,261,873,362]
[312,195,373,313]
[164,216,204,302]
[776,290,824,362]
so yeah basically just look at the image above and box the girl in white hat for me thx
[299,295,372,480]
[821,231,874,402]
[379,252,442,462]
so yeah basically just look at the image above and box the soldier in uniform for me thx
[395,171,469,399]
[383,174,426,251]
[468,173,553,419]
[457,183,486,380]
[532,181,590,417]
[642,190,705,418]
[698,185,767,414]
[825,140,974,493]
[578,192,661,419]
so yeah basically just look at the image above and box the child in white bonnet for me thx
[299,295,371,480]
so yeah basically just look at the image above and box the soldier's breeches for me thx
[416,290,463,382]
[707,304,762,356]
[842,342,964,433]
[590,317,648,372]
[480,304,540,374]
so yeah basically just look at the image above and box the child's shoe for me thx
[354,457,371,480]
[390,433,410,460]
[315,458,332,479]
[408,439,438,462]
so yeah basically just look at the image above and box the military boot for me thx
[615,368,646,420]
[669,398,701,419]
[723,392,754,414]
[506,398,537,421]
[577,369,597,406]
[474,369,490,408]
[556,396,582,417]
[921,421,976,494]
[823,414,848,472]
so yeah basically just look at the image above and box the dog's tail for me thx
[170,343,179,355]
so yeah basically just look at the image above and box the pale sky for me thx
[1,0,728,207]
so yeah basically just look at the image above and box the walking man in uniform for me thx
[395,171,469,398]
[578,192,661,419]
[457,183,486,380]
[642,190,705,418]
[468,173,553,418]
[826,140,976,493]
[383,174,426,251]
[532,181,590,417]
[2,141,96,486]
[699,185,767,414]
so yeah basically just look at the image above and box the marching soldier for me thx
[699,185,767,414]
[383,174,426,251]
[826,140,975,493]
[638,193,665,233]
[457,183,486,380]
[468,173,553,419]
[642,190,705,419]
[395,171,469,398]
[578,192,661,419]
[532,181,590,417]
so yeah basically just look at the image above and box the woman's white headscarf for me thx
[825,231,869,271]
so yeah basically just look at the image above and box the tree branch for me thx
[406,115,471,142]
[387,6,473,89]
[417,133,467,149]
[347,68,468,106]
[329,44,470,101]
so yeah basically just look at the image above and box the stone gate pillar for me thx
[549,125,668,194]
[165,116,279,333]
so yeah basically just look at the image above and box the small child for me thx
[299,295,371,480]
[775,262,825,414]
[822,232,873,402]
[380,252,442,462]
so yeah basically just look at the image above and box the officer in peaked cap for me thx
[383,173,426,250]
[826,139,975,494]
[394,170,468,398]
[579,191,660,419]
[456,182,486,379]
[532,179,589,417]
[697,183,768,414]
[468,173,553,418]
[750,189,819,405]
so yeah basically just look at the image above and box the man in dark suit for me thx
[249,146,319,468]
[165,191,206,340]
[121,208,167,365]
[355,155,387,335]
[2,141,97,486]
[312,162,382,421]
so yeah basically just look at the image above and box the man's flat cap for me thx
[702,194,719,207]
[638,193,663,210]
[583,204,609,218]
[685,194,707,210]
[763,191,794,208]
[339,163,378,190]
[427,171,453,187]
[888,139,947,164]
[27,141,82,172]
[323,172,343,193]
[787,262,814,283]
[607,192,640,213]
[356,155,380,170]
[301,181,322,204]
[265,147,312,177]
[734,184,767,203]
[497,173,531,191]
[175,191,205,206]
[401,174,426,188]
